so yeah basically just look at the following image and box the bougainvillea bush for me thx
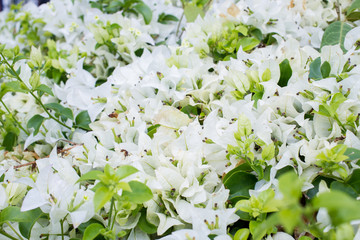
[1,0,360,239]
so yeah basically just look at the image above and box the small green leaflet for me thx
[158,13,178,24]
[94,186,113,212]
[115,165,138,180]
[27,114,45,135]
[121,181,153,204]
[223,171,257,203]
[138,210,157,234]
[0,207,45,239]
[134,3,152,25]
[83,223,105,240]
[12,55,27,64]
[313,190,360,226]
[309,57,331,80]
[237,37,260,52]
[2,132,18,151]
[330,181,358,198]
[0,81,28,99]
[147,124,160,138]
[45,102,74,120]
[75,110,91,130]
[347,0,360,21]
[346,169,360,194]
[76,170,103,183]
[35,84,54,96]
[278,59,292,87]
[320,21,352,53]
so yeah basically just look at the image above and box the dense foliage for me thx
[0,0,360,239]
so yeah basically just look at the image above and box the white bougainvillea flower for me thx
[0,184,8,210]
[344,26,360,51]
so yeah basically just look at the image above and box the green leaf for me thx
[262,68,271,82]
[35,84,54,96]
[299,237,313,240]
[45,102,74,120]
[346,169,360,193]
[78,219,104,233]
[278,59,292,87]
[222,162,253,183]
[75,111,91,130]
[134,3,152,25]
[320,21,352,53]
[94,186,114,212]
[121,181,153,204]
[184,4,204,22]
[18,209,46,239]
[30,46,43,67]
[330,92,347,112]
[83,223,105,240]
[147,124,160,138]
[313,190,360,226]
[29,72,40,89]
[27,114,45,135]
[317,104,332,117]
[262,142,275,161]
[0,81,28,99]
[279,207,302,233]
[13,55,27,64]
[309,57,322,80]
[249,27,262,41]
[158,13,178,23]
[237,114,252,138]
[278,171,302,201]
[0,44,5,52]
[181,105,199,118]
[233,228,250,240]
[115,165,138,180]
[116,181,131,192]
[344,148,360,161]
[347,0,360,15]
[306,176,334,199]
[77,170,103,183]
[7,66,21,78]
[0,207,43,224]
[223,171,257,202]
[252,214,278,240]
[321,61,331,78]
[237,37,260,52]
[346,11,360,22]
[330,181,358,198]
[138,210,157,234]
[2,132,18,151]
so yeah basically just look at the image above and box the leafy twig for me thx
[0,99,29,135]
[0,53,71,130]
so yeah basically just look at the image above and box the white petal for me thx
[70,211,87,228]
[21,188,48,212]
[272,232,295,240]
[156,213,183,235]
[0,185,8,210]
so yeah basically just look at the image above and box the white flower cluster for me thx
[0,0,360,239]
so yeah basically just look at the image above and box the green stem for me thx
[0,99,29,135]
[0,229,18,240]
[60,218,64,240]
[108,198,115,229]
[336,0,341,21]
[176,12,184,37]
[333,114,347,134]
[5,222,24,240]
[0,53,71,130]
[111,208,117,230]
